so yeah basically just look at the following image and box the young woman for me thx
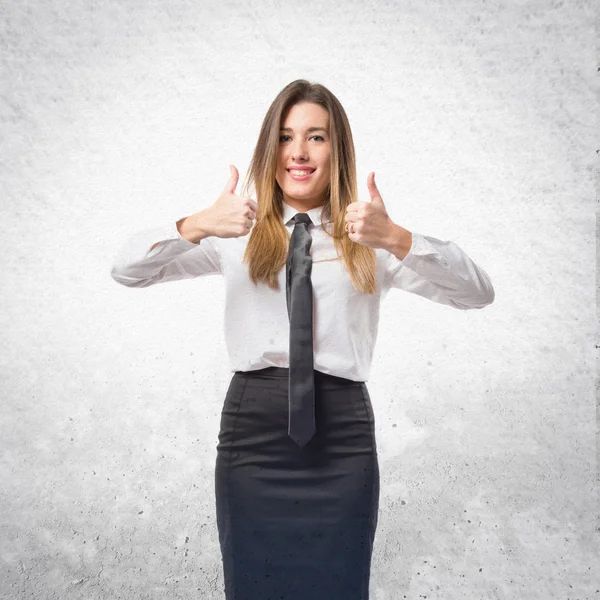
[111,79,495,599]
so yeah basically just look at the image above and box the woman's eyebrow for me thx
[279,127,329,133]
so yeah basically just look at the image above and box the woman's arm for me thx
[110,213,222,288]
[147,215,206,252]
[384,232,495,309]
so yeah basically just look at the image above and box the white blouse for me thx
[110,201,495,382]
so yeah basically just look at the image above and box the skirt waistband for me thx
[234,366,363,386]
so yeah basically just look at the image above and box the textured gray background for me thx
[1,0,597,598]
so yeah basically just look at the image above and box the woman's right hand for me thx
[176,165,258,243]
[197,165,258,239]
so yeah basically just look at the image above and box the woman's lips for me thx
[287,168,316,181]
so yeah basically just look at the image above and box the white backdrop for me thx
[1,1,596,598]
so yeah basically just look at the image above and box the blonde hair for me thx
[240,79,376,295]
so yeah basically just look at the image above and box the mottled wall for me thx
[1,0,597,598]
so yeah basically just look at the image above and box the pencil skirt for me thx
[214,366,380,600]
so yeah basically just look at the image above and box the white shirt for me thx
[111,201,495,382]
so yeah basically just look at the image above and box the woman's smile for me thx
[287,168,316,181]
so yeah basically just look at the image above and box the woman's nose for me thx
[292,139,308,160]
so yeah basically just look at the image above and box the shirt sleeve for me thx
[110,220,222,288]
[383,232,495,309]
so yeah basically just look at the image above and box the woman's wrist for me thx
[176,212,210,244]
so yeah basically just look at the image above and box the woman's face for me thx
[275,102,331,211]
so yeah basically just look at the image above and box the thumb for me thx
[223,164,239,194]
[367,171,383,203]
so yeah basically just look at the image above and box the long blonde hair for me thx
[240,79,376,295]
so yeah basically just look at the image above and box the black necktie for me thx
[286,213,315,447]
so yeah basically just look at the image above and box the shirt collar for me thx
[282,201,328,227]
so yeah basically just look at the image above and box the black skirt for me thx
[215,366,380,600]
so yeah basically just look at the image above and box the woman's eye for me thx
[279,135,324,142]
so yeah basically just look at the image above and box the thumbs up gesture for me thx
[203,165,259,238]
[345,172,412,256]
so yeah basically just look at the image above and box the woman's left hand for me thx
[344,172,398,249]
